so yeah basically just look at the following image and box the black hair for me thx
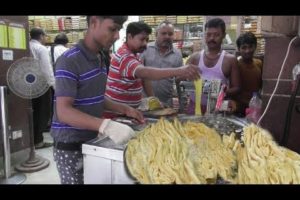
[99,49,111,74]
[30,27,46,40]
[236,32,257,49]
[54,33,69,45]
[126,21,152,38]
[86,16,128,26]
[205,18,226,33]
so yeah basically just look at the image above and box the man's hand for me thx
[124,105,145,123]
[227,100,237,113]
[104,98,145,123]
[99,119,135,145]
[177,64,200,81]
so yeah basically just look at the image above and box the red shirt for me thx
[105,43,143,107]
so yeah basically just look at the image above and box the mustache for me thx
[243,53,253,57]
[208,41,217,44]
[162,40,172,45]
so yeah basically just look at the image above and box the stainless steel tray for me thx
[176,114,247,135]
[112,117,159,131]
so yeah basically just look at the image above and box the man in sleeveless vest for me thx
[187,18,241,114]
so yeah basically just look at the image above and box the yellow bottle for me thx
[194,79,202,115]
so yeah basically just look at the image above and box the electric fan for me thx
[6,57,51,173]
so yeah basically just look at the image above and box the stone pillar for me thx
[260,16,300,153]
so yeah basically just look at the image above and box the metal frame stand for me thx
[15,99,49,173]
[0,86,26,184]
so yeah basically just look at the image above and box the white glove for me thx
[99,119,135,145]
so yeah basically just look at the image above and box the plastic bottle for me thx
[246,92,262,124]
[172,79,179,110]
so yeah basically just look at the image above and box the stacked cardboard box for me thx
[140,16,156,25]
[47,33,56,43]
[166,16,176,24]
[241,16,265,55]
[187,16,203,23]
[79,16,87,29]
[174,28,183,40]
[64,17,72,30]
[176,16,187,24]
[29,16,87,45]
[71,16,80,30]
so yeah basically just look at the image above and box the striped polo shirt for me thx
[105,43,143,107]
[50,40,107,143]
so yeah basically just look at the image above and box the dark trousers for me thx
[32,87,54,145]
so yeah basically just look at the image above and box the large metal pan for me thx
[142,108,177,118]
[123,114,248,184]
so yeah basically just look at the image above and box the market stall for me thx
[82,114,247,184]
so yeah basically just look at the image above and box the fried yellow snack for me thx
[126,121,300,184]
[235,124,300,184]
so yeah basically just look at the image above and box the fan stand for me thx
[6,57,52,174]
[15,100,50,173]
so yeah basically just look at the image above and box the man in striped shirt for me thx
[106,21,200,108]
[51,16,144,184]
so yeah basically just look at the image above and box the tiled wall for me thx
[261,36,300,153]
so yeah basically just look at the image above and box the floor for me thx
[21,132,60,184]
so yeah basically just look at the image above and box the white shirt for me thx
[29,39,55,87]
[53,44,69,63]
